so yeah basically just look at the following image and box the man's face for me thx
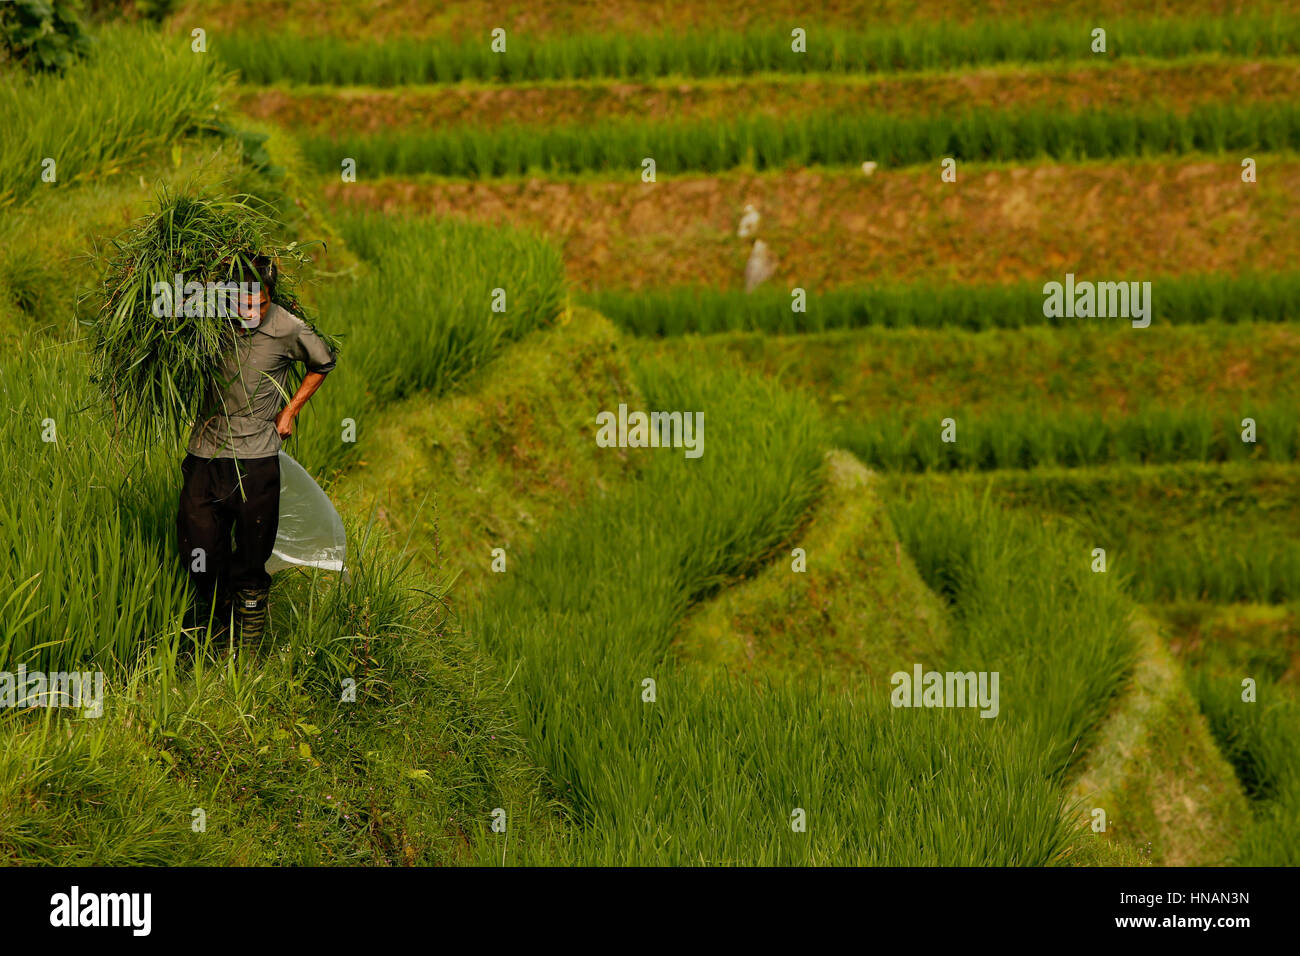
[236,284,269,327]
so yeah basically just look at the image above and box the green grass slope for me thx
[0,67,566,863]
[331,304,644,605]
[1068,612,1250,866]
[673,449,948,689]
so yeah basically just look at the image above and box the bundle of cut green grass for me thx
[86,189,320,445]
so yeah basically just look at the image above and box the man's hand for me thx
[276,370,329,441]
[275,407,296,438]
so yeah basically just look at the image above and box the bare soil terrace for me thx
[178,0,1266,41]
[324,159,1298,290]
[235,59,1300,133]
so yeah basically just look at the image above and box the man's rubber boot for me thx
[184,588,229,635]
[208,590,233,658]
[234,587,270,647]
[183,587,218,633]
[210,590,233,647]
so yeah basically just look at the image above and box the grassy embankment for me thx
[0,28,569,864]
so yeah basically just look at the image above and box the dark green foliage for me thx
[85,0,178,22]
[0,0,91,73]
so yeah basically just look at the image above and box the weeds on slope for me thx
[0,513,559,865]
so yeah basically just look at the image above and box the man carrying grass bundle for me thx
[176,255,336,647]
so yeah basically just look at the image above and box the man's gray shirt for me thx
[186,303,336,460]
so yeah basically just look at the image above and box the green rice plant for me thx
[290,211,565,477]
[582,273,1300,336]
[297,102,1300,178]
[462,354,1132,863]
[83,187,323,447]
[218,15,1300,86]
[887,491,1137,775]
[0,338,189,672]
[837,403,1300,473]
[1189,672,1300,865]
[0,24,228,207]
[888,463,1300,603]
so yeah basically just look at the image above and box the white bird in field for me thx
[744,240,777,293]
[861,161,878,177]
[737,203,760,238]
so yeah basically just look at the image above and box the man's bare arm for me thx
[275,370,329,438]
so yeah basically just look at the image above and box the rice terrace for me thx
[0,0,1295,904]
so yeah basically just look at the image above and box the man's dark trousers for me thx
[177,454,280,617]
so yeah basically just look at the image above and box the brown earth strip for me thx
[235,60,1300,134]
[322,159,1298,290]
[177,0,1269,41]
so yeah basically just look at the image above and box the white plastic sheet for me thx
[265,451,347,575]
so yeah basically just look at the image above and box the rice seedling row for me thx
[645,321,1300,443]
[889,463,1300,603]
[1148,595,1300,865]
[182,0,1287,44]
[585,272,1300,335]
[218,15,1300,86]
[1186,673,1299,864]
[837,403,1300,473]
[297,101,1300,178]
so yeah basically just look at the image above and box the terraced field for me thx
[1,0,1296,868]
